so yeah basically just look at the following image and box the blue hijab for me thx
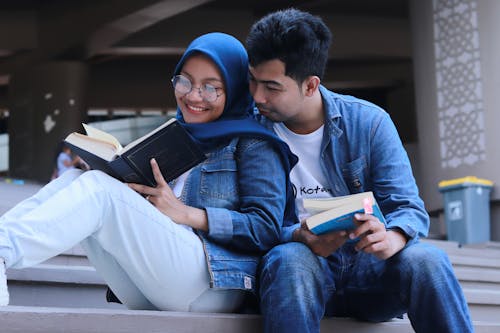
[174,32,298,226]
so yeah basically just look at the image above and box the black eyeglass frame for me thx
[171,75,224,102]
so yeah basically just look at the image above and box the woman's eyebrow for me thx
[180,71,223,83]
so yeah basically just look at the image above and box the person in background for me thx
[0,32,297,312]
[246,8,473,333]
[56,144,82,177]
[51,142,88,180]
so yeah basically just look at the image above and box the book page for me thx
[306,198,368,230]
[82,123,123,152]
[303,192,374,214]
[65,132,118,161]
[120,118,176,155]
[305,191,384,232]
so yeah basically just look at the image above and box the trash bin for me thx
[438,176,493,245]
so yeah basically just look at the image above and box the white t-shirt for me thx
[172,169,193,232]
[172,170,190,198]
[273,122,333,221]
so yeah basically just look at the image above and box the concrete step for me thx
[461,281,500,295]
[0,306,499,333]
[6,240,500,311]
[448,255,500,270]
[7,263,124,309]
[4,238,500,330]
[423,239,500,259]
[42,245,91,266]
[5,261,500,321]
[454,266,500,283]
[464,288,500,306]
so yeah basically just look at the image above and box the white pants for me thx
[0,169,244,312]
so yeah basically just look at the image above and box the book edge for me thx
[119,118,176,155]
[303,191,374,210]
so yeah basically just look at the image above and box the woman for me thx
[0,32,297,312]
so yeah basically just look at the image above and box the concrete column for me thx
[410,0,500,240]
[8,62,88,183]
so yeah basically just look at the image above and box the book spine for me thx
[372,204,386,224]
[65,141,121,180]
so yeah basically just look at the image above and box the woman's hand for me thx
[127,158,208,231]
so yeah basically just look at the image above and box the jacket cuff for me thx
[387,224,418,241]
[205,207,233,243]
[280,224,301,243]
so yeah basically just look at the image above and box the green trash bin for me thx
[438,176,493,245]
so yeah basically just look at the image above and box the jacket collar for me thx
[255,84,344,138]
[319,85,343,138]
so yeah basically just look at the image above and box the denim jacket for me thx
[257,85,430,243]
[180,136,287,294]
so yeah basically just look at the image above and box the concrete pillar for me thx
[8,62,88,183]
[410,0,500,240]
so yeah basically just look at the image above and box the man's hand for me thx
[349,213,407,260]
[293,223,348,257]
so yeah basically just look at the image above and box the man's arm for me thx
[370,113,430,241]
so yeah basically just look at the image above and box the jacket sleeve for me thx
[205,139,287,253]
[369,113,430,240]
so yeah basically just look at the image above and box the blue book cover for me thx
[305,192,386,235]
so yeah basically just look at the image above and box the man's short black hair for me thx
[246,8,332,83]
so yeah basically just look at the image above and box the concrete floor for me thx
[0,177,43,216]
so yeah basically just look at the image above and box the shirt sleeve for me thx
[369,113,430,240]
[279,224,301,243]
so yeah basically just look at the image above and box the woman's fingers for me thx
[150,158,168,187]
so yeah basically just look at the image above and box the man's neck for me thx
[284,92,324,134]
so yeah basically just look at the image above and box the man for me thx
[246,8,473,333]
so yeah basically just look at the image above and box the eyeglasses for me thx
[171,75,224,102]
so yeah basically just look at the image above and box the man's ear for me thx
[303,76,320,97]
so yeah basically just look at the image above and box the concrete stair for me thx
[6,246,124,309]
[1,306,500,333]
[424,239,500,323]
[1,239,500,332]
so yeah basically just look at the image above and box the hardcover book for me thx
[64,118,206,186]
[304,191,385,235]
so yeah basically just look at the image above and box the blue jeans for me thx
[259,242,473,333]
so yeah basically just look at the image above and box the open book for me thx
[304,191,385,235]
[64,118,206,186]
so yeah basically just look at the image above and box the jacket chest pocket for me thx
[200,159,238,200]
[342,156,368,194]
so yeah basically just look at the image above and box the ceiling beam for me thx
[107,10,411,61]
[0,0,213,76]
[86,0,214,58]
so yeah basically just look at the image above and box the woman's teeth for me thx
[188,105,205,112]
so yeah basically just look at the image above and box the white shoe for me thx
[0,258,9,306]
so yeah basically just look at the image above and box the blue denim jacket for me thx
[180,136,287,293]
[257,85,430,243]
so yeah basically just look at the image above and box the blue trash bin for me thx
[438,176,493,245]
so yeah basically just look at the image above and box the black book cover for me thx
[65,120,206,186]
[122,121,206,186]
